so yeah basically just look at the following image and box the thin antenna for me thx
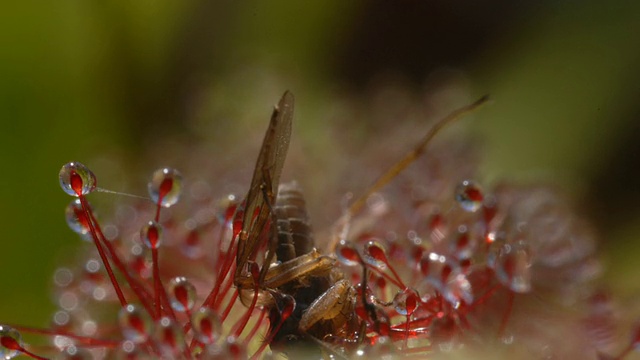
[329,95,490,252]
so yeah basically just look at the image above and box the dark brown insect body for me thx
[270,182,356,354]
[274,182,315,263]
[234,91,489,358]
[234,92,356,356]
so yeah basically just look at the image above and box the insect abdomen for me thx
[275,181,315,263]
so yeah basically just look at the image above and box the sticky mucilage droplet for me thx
[167,276,196,313]
[148,168,183,208]
[454,180,483,212]
[141,221,163,250]
[59,162,96,197]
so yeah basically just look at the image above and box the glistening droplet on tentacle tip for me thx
[148,168,183,208]
[59,162,96,197]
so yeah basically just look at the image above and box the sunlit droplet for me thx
[141,221,163,250]
[454,180,483,212]
[167,277,196,312]
[192,308,222,344]
[362,240,388,269]
[0,325,23,359]
[59,162,96,197]
[393,288,419,316]
[65,199,93,239]
[154,317,184,357]
[335,241,360,266]
[148,168,183,208]
[118,304,153,343]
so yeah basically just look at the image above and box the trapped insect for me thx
[232,91,490,358]
[1,90,633,360]
[233,92,358,357]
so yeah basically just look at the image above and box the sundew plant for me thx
[1,89,639,359]
[2,1,640,360]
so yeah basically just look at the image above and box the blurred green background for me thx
[1,0,639,334]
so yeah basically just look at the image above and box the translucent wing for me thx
[235,91,294,282]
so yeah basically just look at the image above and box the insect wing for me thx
[236,91,294,280]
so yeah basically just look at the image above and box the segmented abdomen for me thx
[275,182,314,263]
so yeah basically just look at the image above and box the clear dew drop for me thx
[192,308,222,344]
[118,304,153,343]
[454,180,484,212]
[65,199,93,239]
[362,240,388,269]
[392,288,419,316]
[167,277,196,313]
[154,317,185,357]
[148,168,183,208]
[59,162,96,197]
[335,241,361,266]
[490,242,532,293]
[0,325,23,359]
[141,221,163,250]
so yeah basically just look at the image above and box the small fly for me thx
[233,91,489,357]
